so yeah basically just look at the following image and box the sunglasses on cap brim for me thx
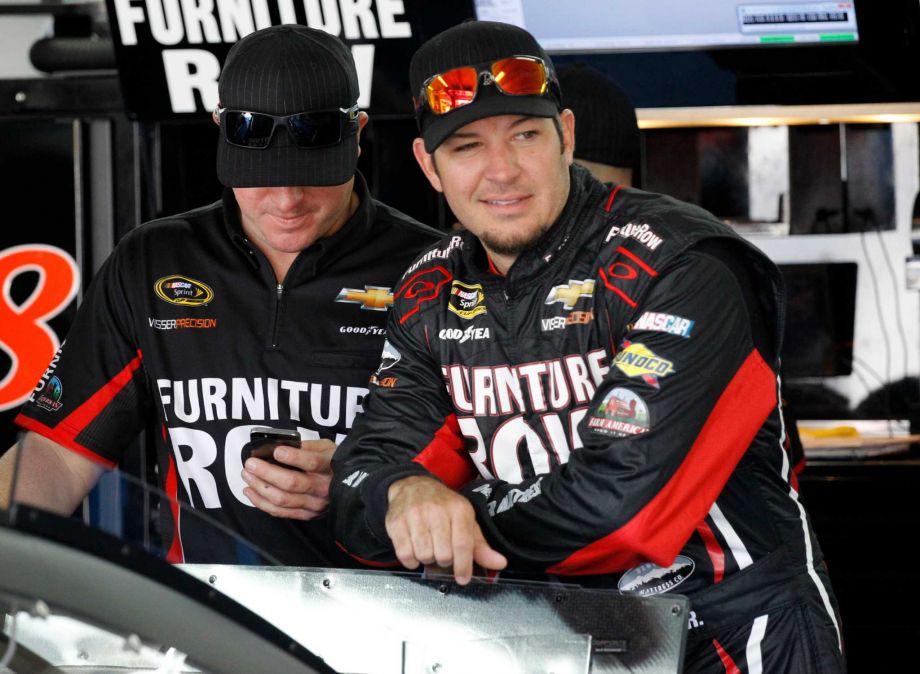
[217,104,360,150]
[414,56,559,117]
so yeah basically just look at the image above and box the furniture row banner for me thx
[105,0,475,119]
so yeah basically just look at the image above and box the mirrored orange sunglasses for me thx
[415,56,558,116]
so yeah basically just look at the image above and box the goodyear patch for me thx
[613,342,675,388]
[154,275,213,307]
[587,387,650,437]
[448,281,487,320]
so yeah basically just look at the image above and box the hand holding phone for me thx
[244,427,301,465]
[241,431,337,520]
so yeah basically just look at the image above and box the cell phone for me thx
[244,427,301,464]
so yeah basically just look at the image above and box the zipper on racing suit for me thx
[271,282,283,348]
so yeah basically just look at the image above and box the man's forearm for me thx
[0,433,103,514]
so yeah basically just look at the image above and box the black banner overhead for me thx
[103,0,473,121]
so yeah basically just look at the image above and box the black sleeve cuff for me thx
[360,462,436,543]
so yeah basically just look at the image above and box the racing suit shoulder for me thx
[390,231,469,328]
[592,187,783,347]
[595,187,742,269]
[11,207,225,467]
[111,200,226,265]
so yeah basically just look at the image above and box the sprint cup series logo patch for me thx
[448,281,487,320]
[154,275,213,307]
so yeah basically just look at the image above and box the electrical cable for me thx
[858,224,894,435]
[857,205,914,434]
[871,215,917,427]
[862,209,911,390]
[850,362,879,401]
[852,354,888,389]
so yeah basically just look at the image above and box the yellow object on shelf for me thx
[798,425,860,439]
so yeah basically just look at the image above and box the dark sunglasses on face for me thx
[414,56,558,117]
[217,104,360,149]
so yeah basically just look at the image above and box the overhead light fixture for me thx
[637,103,920,128]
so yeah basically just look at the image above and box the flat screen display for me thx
[474,1,859,52]
[779,262,857,378]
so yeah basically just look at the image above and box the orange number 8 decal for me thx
[0,245,79,411]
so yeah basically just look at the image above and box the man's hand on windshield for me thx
[242,439,335,520]
[385,475,507,585]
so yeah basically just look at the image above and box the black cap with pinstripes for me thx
[410,20,562,153]
[217,25,360,187]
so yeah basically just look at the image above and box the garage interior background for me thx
[1,0,919,670]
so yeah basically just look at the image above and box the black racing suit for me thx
[331,166,845,672]
[17,173,441,566]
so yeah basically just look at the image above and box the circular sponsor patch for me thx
[587,387,650,437]
[618,555,696,596]
[154,275,214,307]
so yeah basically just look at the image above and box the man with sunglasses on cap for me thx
[1,25,439,566]
[330,20,845,672]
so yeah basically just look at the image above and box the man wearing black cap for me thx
[330,20,845,672]
[556,62,640,187]
[1,25,439,565]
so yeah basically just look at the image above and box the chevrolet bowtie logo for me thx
[545,279,595,310]
[335,285,394,311]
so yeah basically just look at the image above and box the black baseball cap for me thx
[217,25,360,188]
[409,21,562,153]
[557,63,639,172]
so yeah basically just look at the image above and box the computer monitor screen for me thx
[779,262,857,378]
[474,1,859,52]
